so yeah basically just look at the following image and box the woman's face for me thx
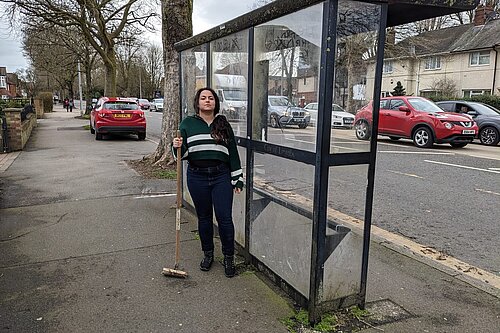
[198,90,215,113]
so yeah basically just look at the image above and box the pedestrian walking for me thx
[172,87,244,278]
[63,98,69,112]
[69,99,74,112]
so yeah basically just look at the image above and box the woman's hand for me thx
[234,188,241,194]
[172,137,183,148]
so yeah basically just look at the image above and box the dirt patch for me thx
[127,158,177,179]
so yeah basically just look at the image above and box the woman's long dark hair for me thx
[193,87,231,144]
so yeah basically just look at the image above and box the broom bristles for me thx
[162,267,188,278]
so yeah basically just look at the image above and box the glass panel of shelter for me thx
[252,3,323,153]
[249,3,323,299]
[330,0,380,154]
[181,45,207,207]
[210,31,250,246]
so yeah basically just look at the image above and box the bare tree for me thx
[1,0,157,96]
[144,44,164,98]
[146,0,192,166]
[429,77,459,98]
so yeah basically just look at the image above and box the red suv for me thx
[354,96,478,148]
[90,97,146,140]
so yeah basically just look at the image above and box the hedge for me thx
[37,92,54,113]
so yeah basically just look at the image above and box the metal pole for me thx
[78,60,83,115]
[139,68,142,99]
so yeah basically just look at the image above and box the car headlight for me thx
[444,122,453,129]
[333,115,341,119]
[304,111,310,116]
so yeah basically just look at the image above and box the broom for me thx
[162,130,188,278]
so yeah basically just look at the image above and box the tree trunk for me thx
[147,0,193,166]
[103,48,117,97]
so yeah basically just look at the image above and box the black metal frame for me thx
[175,0,479,323]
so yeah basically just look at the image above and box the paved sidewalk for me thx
[0,107,499,332]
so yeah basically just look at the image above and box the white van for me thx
[213,74,247,121]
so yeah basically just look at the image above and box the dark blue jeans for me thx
[187,163,235,256]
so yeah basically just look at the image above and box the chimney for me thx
[474,5,494,26]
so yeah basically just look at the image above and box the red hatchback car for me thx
[354,96,478,148]
[90,97,146,140]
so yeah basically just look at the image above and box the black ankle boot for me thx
[223,255,235,278]
[200,250,214,271]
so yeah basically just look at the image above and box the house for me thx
[0,67,21,99]
[366,5,500,98]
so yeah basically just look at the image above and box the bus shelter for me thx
[175,0,478,321]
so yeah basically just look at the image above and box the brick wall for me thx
[1,108,37,152]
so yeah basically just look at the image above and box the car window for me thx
[379,100,388,109]
[437,103,454,111]
[407,98,443,113]
[388,99,406,110]
[332,104,345,112]
[269,97,292,107]
[467,102,500,116]
[104,102,138,110]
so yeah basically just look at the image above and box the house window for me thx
[381,91,391,98]
[0,76,6,89]
[463,89,491,98]
[469,51,490,66]
[383,60,393,73]
[424,56,441,70]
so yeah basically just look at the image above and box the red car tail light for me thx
[98,112,108,118]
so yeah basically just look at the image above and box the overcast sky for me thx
[0,0,261,73]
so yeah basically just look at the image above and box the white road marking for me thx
[489,167,500,171]
[387,170,424,179]
[425,160,500,174]
[380,151,454,155]
[461,154,500,161]
[134,193,176,199]
[476,189,500,196]
[146,138,159,145]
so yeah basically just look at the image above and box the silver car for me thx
[304,102,355,128]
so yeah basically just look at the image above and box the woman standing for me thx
[172,87,244,278]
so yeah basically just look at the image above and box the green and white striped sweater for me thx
[172,115,244,189]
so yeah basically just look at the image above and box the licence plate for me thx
[114,114,131,118]
[462,130,475,134]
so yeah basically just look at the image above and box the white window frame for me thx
[424,56,441,70]
[469,51,490,66]
[462,89,491,98]
[0,76,6,89]
[383,60,393,73]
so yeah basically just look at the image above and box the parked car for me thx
[268,95,310,129]
[137,98,151,111]
[354,96,478,148]
[90,97,146,140]
[151,98,164,112]
[303,102,354,128]
[435,100,500,146]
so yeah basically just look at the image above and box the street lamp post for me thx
[78,60,83,115]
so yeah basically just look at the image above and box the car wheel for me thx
[90,121,95,134]
[298,123,308,129]
[270,114,279,128]
[479,126,499,146]
[355,120,371,140]
[138,132,146,140]
[412,127,433,148]
[389,136,400,141]
[95,131,103,141]
[450,142,468,148]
